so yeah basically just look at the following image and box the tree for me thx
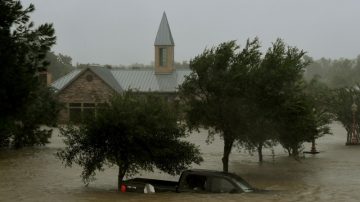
[57,91,203,190]
[179,39,262,172]
[11,86,61,148]
[45,52,74,80]
[304,77,334,143]
[240,39,315,160]
[180,38,322,165]
[0,0,56,147]
[330,86,360,143]
[258,39,317,157]
[277,93,318,157]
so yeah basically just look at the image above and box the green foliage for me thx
[257,39,317,157]
[181,38,327,163]
[45,52,74,80]
[242,39,311,159]
[0,0,56,148]
[57,91,203,188]
[179,39,262,171]
[330,86,360,143]
[277,93,318,156]
[11,86,61,148]
[304,77,334,138]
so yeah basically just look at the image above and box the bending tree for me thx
[57,91,203,190]
[252,39,316,158]
[180,38,322,164]
[0,0,56,147]
[179,39,262,172]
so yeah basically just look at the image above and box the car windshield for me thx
[230,175,253,192]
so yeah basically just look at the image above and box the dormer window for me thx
[159,47,167,67]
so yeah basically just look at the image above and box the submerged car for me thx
[121,169,255,194]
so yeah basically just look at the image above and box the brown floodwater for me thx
[0,122,360,202]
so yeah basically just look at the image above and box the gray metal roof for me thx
[51,66,123,93]
[154,12,175,46]
[51,67,191,93]
[90,66,123,93]
[51,69,81,91]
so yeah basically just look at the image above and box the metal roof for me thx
[51,69,81,91]
[154,12,175,46]
[51,67,191,93]
[90,66,123,93]
[51,66,123,93]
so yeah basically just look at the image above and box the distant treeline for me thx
[304,55,360,88]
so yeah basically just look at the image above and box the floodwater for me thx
[0,123,360,202]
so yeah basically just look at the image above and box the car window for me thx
[210,177,236,193]
[179,174,208,192]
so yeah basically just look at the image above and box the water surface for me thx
[0,123,359,201]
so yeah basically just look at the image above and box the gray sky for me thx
[21,0,360,66]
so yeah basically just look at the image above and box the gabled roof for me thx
[51,66,123,93]
[51,67,191,93]
[90,66,123,93]
[154,12,175,46]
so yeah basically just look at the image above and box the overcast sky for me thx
[21,0,360,66]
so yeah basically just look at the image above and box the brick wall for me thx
[57,69,115,122]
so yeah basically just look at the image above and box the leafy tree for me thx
[57,91,203,190]
[260,39,315,157]
[179,39,261,172]
[180,38,323,164]
[45,52,74,80]
[304,77,334,140]
[11,86,61,148]
[277,93,318,157]
[0,0,56,147]
[330,86,360,143]
[241,39,315,160]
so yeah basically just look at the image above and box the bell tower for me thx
[154,12,175,74]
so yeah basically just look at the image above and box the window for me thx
[69,103,82,123]
[159,48,167,67]
[83,103,95,121]
[210,177,236,193]
[68,103,101,123]
[180,174,208,192]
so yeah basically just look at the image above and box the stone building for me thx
[51,12,191,123]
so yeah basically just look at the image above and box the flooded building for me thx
[51,13,191,123]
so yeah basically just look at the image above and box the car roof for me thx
[184,169,239,178]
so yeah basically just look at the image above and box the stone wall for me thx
[56,69,115,122]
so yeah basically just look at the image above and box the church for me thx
[51,13,191,123]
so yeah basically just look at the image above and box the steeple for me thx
[154,12,175,74]
[155,12,174,46]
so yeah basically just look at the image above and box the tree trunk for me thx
[286,147,292,156]
[222,137,234,173]
[257,143,263,163]
[347,130,351,144]
[118,166,127,191]
[292,146,299,158]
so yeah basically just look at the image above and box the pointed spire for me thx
[154,12,174,46]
